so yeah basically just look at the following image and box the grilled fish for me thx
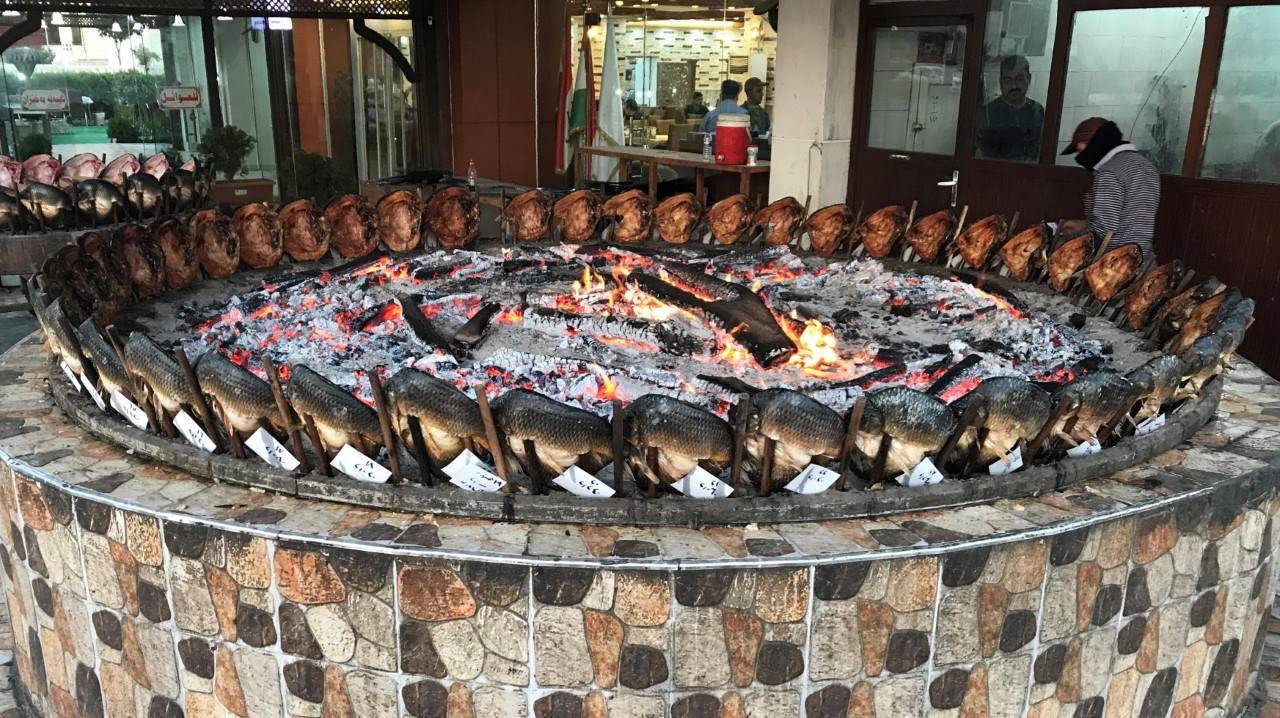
[234,203,283,269]
[101,153,140,188]
[326,194,380,257]
[805,203,857,255]
[190,209,240,278]
[286,366,381,453]
[77,232,132,324]
[501,189,553,243]
[954,214,1007,269]
[1001,224,1046,281]
[953,377,1052,464]
[857,387,957,479]
[73,179,128,225]
[753,196,805,247]
[492,389,610,476]
[1126,355,1186,421]
[154,218,198,290]
[1166,288,1245,354]
[653,193,701,245]
[602,189,653,244]
[75,319,129,396]
[114,224,166,299]
[0,189,30,231]
[552,190,602,243]
[1084,243,1142,302]
[625,394,733,485]
[19,182,74,228]
[123,332,194,416]
[41,297,85,375]
[56,153,104,190]
[906,210,955,263]
[280,199,331,261]
[377,189,424,252]
[384,369,486,464]
[858,205,907,258]
[1152,277,1224,342]
[1055,370,1135,440]
[706,194,754,245]
[195,352,283,435]
[1124,261,1183,331]
[422,186,480,249]
[124,171,165,217]
[1177,333,1227,399]
[1047,235,1093,292]
[746,388,844,482]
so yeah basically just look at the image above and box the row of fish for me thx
[0,152,210,231]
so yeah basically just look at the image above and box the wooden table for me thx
[576,146,771,202]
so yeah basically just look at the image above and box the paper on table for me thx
[174,410,216,452]
[784,463,840,494]
[332,444,392,484]
[443,449,505,493]
[245,426,301,471]
[672,466,733,499]
[552,465,616,498]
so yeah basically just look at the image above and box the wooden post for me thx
[522,439,546,495]
[406,416,436,486]
[302,414,332,476]
[694,168,705,204]
[1027,396,1076,461]
[174,348,224,452]
[104,325,160,432]
[263,359,310,474]
[611,400,626,496]
[836,397,866,491]
[473,382,510,490]
[759,436,776,497]
[647,161,658,202]
[367,371,403,483]
[936,394,984,473]
[644,445,659,498]
[871,434,892,486]
[729,392,751,490]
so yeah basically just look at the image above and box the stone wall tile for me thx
[170,557,218,636]
[534,606,592,687]
[306,604,356,663]
[672,607,730,689]
[430,619,485,680]
[472,686,527,718]
[809,598,862,679]
[276,547,346,606]
[399,563,477,622]
[615,572,671,627]
[344,670,397,718]
[886,557,938,612]
[584,609,623,688]
[753,569,808,624]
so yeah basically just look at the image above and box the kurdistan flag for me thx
[560,23,594,175]
[591,7,624,182]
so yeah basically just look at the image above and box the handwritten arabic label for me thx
[20,89,68,112]
[673,466,733,499]
[174,411,216,452]
[109,390,149,430]
[332,444,391,484]
[245,427,300,471]
[988,446,1024,476]
[784,464,840,495]
[443,449,505,493]
[157,86,202,110]
[1066,437,1102,457]
[81,373,105,410]
[1135,413,1166,436]
[897,457,944,488]
[60,361,82,392]
[552,465,616,498]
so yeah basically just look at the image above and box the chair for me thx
[667,122,695,153]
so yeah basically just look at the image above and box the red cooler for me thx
[714,114,751,165]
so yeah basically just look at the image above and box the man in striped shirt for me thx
[1061,117,1161,261]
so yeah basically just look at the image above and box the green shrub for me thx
[17,133,51,160]
[278,150,357,204]
[107,106,141,143]
[197,125,257,181]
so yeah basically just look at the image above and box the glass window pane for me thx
[1056,6,1206,172]
[975,0,1057,162]
[1200,5,1280,183]
[356,18,417,182]
[867,25,966,155]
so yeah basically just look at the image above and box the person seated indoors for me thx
[700,79,747,134]
[684,91,709,118]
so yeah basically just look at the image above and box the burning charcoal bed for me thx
[29,186,1249,523]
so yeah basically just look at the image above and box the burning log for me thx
[454,302,501,346]
[653,192,702,245]
[706,194,755,245]
[395,294,457,352]
[602,189,653,244]
[805,203,857,255]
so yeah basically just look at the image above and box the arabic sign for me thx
[157,86,202,110]
[20,90,68,112]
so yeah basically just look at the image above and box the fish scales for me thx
[75,319,129,393]
[286,366,381,440]
[123,332,194,413]
[195,352,282,433]
[385,369,485,461]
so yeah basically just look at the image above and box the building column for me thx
[767,0,859,207]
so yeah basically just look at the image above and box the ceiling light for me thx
[110,20,122,32]
[172,16,184,27]
[50,12,64,24]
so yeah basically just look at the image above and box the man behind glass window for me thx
[741,77,771,137]
[700,79,746,134]
[685,92,710,118]
[976,55,1044,161]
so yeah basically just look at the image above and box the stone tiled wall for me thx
[1,462,1276,718]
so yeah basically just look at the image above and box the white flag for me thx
[591,8,625,182]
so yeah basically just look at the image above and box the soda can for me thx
[746,145,759,166]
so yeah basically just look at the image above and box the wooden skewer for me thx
[221,406,246,459]
[302,414,332,476]
[1026,396,1075,461]
[728,392,751,490]
[759,436,776,497]
[836,396,865,491]
[263,359,310,474]
[152,393,178,439]
[174,348,224,452]
[405,416,436,486]
[104,325,160,432]
[367,371,403,483]
[522,439,546,495]
[472,382,510,490]
[870,433,891,486]
[350,432,373,459]
[645,445,660,498]
[611,400,626,496]
[936,394,984,473]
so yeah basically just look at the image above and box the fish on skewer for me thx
[492,389,611,477]
[706,194,755,245]
[805,203,857,255]
[0,189,32,231]
[1124,261,1183,331]
[384,369,487,464]
[752,196,805,247]
[72,179,128,225]
[1083,243,1142,302]
[1000,224,1047,281]
[1151,277,1224,342]
[195,352,285,436]
[75,318,129,396]
[857,205,908,258]
[953,214,1008,269]
[190,209,240,278]
[1166,288,1248,354]
[1054,370,1135,443]
[625,394,733,485]
[423,186,480,249]
[744,388,844,483]
[552,190,603,243]
[56,153,105,190]
[653,193,702,245]
[124,171,165,217]
[500,189,553,243]
[906,210,956,263]
[1176,333,1229,400]
[123,332,196,417]
[21,154,60,186]
[39,297,85,375]
[376,189,424,252]
[1126,355,1187,421]
[153,218,198,290]
[19,182,74,228]
[78,231,132,323]
[113,224,166,299]
[856,386,958,480]
[325,194,379,257]
[100,153,140,189]
[286,366,382,454]
[279,199,331,261]
[602,189,653,244]
[233,203,284,269]
[953,377,1052,465]
[1046,234,1093,292]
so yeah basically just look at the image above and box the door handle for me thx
[889,154,910,161]
[937,170,959,207]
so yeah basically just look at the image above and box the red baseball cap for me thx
[1062,117,1109,155]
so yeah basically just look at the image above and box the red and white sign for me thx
[157,86,202,110]
[20,89,68,112]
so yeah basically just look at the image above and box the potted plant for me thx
[198,125,274,206]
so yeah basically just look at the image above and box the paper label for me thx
[784,463,840,495]
[174,410,216,452]
[109,389,149,430]
[81,373,106,410]
[1066,437,1102,457]
[897,457,944,488]
[60,361,82,392]
[332,444,391,484]
[988,446,1024,476]
[672,466,734,499]
[443,449,506,493]
[1135,413,1166,436]
[552,465,616,498]
[245,427,300,471]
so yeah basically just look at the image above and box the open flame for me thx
[786,317,844,374]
